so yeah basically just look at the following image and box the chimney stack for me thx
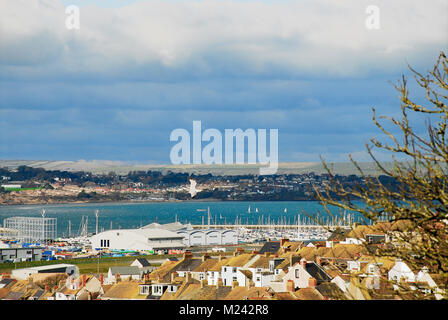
[100,274,104,285]
[300,258,307,268]
[183,250,193,259]
[202,254,210,262]
[216,278,223,288]
[171,272,178,283]
[286,280,295,292]
[82,274,87,287]
[308,277,317,288]
[280,238,289,247]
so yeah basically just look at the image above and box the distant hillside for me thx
[0,160,397,176]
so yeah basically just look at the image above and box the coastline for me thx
[0,197,320,207]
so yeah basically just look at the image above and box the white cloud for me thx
[0,0,446,79]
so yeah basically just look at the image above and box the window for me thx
[140,285,149,294]
[295,269,300,278]
[199,273,205,280]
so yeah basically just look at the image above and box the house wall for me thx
[221,266,246,286]
[281,264,311,289]
[91,230,149,251]
[388,261,416,282]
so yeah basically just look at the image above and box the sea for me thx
[0,201,367,238]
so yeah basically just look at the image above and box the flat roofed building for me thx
[11,264,79,280]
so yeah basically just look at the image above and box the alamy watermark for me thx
[170,121,278,175]
[65,5,80,30]
[365,5,380,30]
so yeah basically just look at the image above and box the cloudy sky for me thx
[0,0,447,164]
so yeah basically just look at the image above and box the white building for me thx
[11,264,79,280]
[107,266,142,283]
[90,228,185,252]
[141,221,238,246]
[388,259,416,283]
[178,229,238,246]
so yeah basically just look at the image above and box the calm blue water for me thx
[0,201,366,237]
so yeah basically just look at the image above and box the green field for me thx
[4,187,43,192]
[0,254,182,274]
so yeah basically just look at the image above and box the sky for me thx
[0,0,447,164]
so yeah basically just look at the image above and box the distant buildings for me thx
[142,222,238,246]
[3,216,57,243]
[0,246,42,263]
[11,264,79,281]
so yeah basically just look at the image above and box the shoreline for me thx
[0,198,321,207]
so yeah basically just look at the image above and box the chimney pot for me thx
[286,280,294,292]
[308,277,317,288]
[216,278,223,288]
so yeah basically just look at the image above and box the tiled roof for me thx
[248,256,270,269]
[316,282,345,299]
[193,258,219,272]
[240,270,253,280]
[208,258,230,272]
[223,286,273,300]
[293,288,324,300]
[149,261,179,281]
[172,258,203,272]
[101,281,143,300]
[0,278,16,288]
[0,288,10,299]
[272,292,297,300]
[226,253,255,268]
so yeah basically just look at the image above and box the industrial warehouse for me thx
[90,228,186,252]
[90,222,238,252]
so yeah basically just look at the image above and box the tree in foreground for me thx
[314,52,448,299]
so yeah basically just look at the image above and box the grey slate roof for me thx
[259,241,280,254]
[0,278,16,288]
[136,258,151,267]
[305,262,333,283]
[109,266,141,276]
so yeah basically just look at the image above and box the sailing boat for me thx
[255,208,259,213]
[284,208,287,213]
[248,205,251,214]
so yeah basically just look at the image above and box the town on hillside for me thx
[0,220,446,300]
[0,165,401,204]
